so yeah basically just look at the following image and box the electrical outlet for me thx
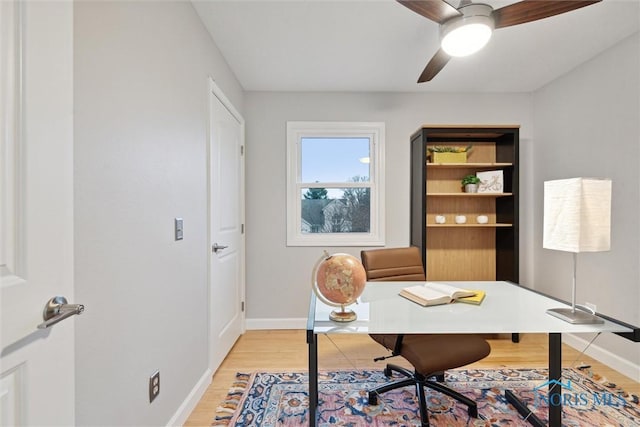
[149,370,160,403]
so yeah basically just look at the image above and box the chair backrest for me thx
[360,247,426,282]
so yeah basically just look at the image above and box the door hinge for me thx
[241,301,245,312]
[240,145,244,155]
[241,224,244,234]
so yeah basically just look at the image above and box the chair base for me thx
[368,364,478,427]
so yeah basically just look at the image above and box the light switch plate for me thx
[174,218,183,240]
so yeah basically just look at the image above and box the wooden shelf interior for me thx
[427,192,513,197]
[427,141,497,163]
[424,139,515,281]
[427,195,496,223]
[427,162,513,168]
[425,193,512,280]
[426,143,510,193]
[426,228,496,281]
[426,223,512,228]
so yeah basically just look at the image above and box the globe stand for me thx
[329,305,357,323]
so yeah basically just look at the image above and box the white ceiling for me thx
[192,0,640,93]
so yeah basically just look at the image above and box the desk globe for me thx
[312,251,367,322]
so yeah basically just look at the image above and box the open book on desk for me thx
[399,282,485,307]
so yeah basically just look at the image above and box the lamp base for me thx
[546,307,604,324]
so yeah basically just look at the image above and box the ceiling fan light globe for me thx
[440,3,494,58]
[441,22,492,57]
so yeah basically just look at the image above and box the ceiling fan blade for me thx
[397,0,461,24]
[418,48,451,83]
[493,0,601,29]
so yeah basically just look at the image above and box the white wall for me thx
[244,92,534,325]
[533,32,640,377]
[73,1,243,425]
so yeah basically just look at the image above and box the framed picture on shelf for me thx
[477,170,504,193]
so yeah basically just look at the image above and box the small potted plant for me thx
[461,174,480,193]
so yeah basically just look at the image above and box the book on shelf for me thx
[399,282,483,307]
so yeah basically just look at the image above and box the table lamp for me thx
[543,178,611,324]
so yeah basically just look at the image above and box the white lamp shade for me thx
[543,178,611,253]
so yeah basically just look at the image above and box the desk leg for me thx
[549,333,562,427]
[504,333,563,427]
[307,330,318,427]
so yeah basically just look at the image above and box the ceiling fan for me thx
[398,0,602,82]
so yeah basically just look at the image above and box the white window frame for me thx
[286,121,385,246]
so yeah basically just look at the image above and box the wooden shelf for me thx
[426,162,513,168]
[427,223,513,228]
[427,192,513,197]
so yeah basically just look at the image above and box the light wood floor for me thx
[184,330,639,426]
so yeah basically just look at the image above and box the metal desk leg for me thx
[549,333,562,427]
[307,330,318,427]
[505,390,545,427]
[504,333,563,427]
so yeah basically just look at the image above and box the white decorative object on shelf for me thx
[455,215,467,224]
[476,215,488,224]
[477,170,504,193]
[435,215,446,224]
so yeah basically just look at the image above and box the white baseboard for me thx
[167,368,212,427]
[246,317,307,330]
[563,333,640,382]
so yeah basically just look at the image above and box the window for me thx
[286,121,385,246]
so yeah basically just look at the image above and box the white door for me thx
[208,79,245,373]
[0,1,76,425]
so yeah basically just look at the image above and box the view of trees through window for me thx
[301,176,370,234]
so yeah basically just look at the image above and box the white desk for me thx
[306,281,638,427]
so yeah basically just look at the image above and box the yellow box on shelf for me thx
[431,152,467,163]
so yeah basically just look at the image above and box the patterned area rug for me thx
[212,368,640,426]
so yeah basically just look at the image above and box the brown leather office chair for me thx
[361,247,491,426]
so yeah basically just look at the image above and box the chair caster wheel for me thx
[368,392,378,405]
[468,406,478,418]
[383,367,392,377]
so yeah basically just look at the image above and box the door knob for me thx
[212,243,228,253]
[37,296,85,329]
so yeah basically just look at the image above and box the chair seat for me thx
[370,333,491,375]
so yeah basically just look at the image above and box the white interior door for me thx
[208,79,245,373]
[0,1,76,425]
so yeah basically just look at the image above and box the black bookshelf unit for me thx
[410,125,519,284]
